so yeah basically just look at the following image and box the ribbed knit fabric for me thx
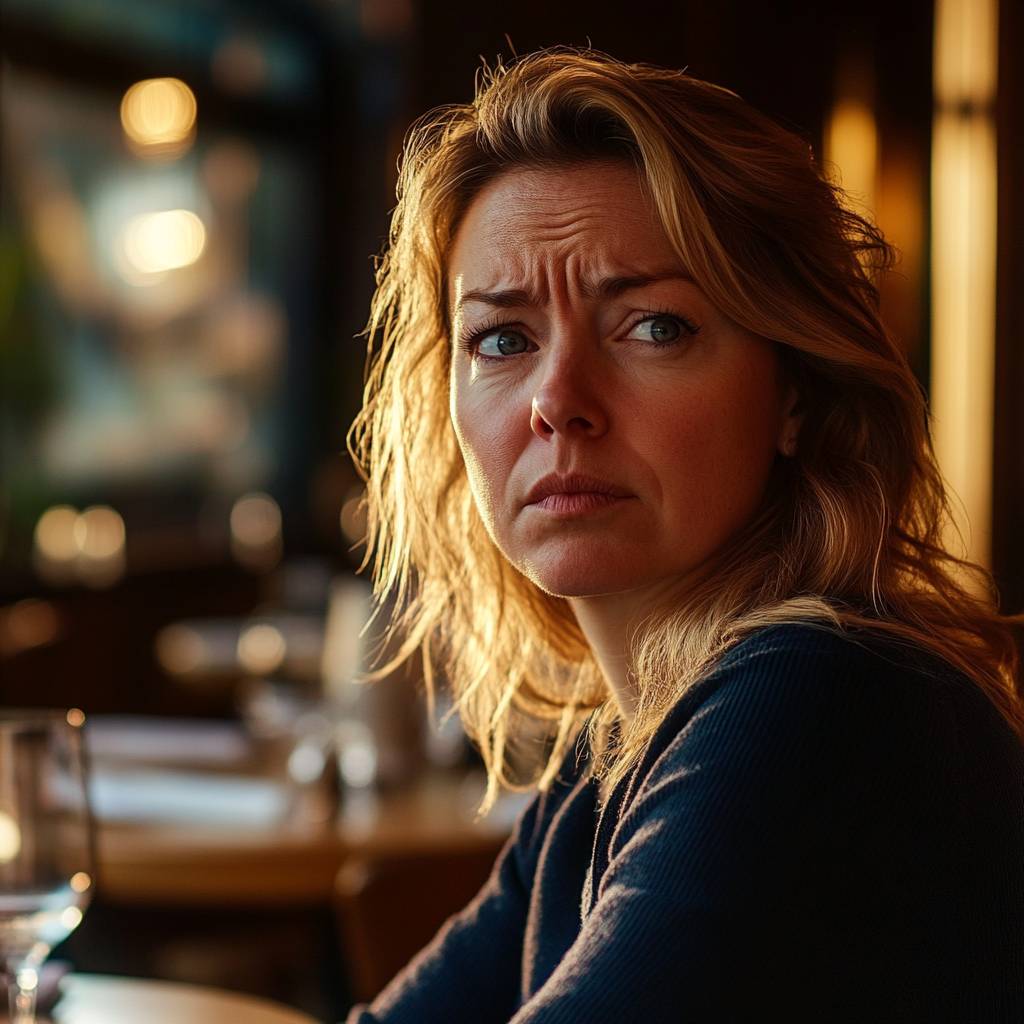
[346,623,1024,1023]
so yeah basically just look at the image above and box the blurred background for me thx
[0,0,1020,1019]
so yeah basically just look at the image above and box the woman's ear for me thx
[777,386,804,457]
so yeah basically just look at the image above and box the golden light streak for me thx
[930,0,998,568]
[825,98,878,216]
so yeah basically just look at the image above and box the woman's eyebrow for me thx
[585,272,691,298]
[457,287,535,310]
[455,272,690,313]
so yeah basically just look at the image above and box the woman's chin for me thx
[518,553,656,600]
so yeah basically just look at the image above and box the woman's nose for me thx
[529,346,609,440]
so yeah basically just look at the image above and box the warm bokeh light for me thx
[70,871,92,892]
[930,0,998,569]
[875,142,926,358]
[66,709,86,729]
[825,99,878,215]
[238,622,287,676]
[33,505,126,588]
[76,506,128,588]
[120,78,197,158]
[35,506,80,563]
[321,578,373,702]
[934,0,997,107]
[0,811,21,864]
[0,599,62,657]
[75,506,126,560]
[231,493,281,547]
[155,623,208,676]
[60,906,83,930]
[337,720,378,789]
[230,492,283,572]
[288,740,327,785]
[119,209,206,278]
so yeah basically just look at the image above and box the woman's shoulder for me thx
[707,619,980,708]
[712,620,957,680]
[638,620,1023,798]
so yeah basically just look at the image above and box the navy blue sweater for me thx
[347,624,1024,1022]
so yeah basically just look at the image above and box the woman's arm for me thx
[344,830,530,1024]
[346,763,587,1024]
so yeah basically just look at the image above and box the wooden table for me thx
[50,974,320,1023]
[96,773,514,906]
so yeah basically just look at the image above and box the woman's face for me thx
[449,162,797,600]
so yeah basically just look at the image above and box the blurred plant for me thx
[0,210,61,556]
[0,216,57,423]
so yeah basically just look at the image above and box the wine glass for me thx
[0,710,93,1024]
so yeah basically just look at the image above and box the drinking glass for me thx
[0,710,93,1024]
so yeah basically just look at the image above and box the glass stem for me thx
[10,965,38,1024]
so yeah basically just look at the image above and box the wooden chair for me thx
[334,843,504,1003]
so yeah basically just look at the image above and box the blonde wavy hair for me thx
[350,49,1024,808]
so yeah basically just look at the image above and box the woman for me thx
[347,50,1024,1022]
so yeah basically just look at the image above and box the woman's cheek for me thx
[452,389,513,536]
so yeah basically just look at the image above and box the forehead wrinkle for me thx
[450,180,684,319]
[453,254,556,316]
[578,270,694,300]
[453,266,692,318]
[504,210,624,250]
[453,261,547,315]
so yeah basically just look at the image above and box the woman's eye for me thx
[631,316,684,344]
[477,329,530,357]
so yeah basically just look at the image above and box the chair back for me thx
[334,843,503,1002]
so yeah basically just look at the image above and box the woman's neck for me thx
[570,591,647,721]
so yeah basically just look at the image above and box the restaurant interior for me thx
[1,0,1021,1019]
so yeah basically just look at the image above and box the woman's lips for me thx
[531,491,631,514]
[524,473,634,515]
